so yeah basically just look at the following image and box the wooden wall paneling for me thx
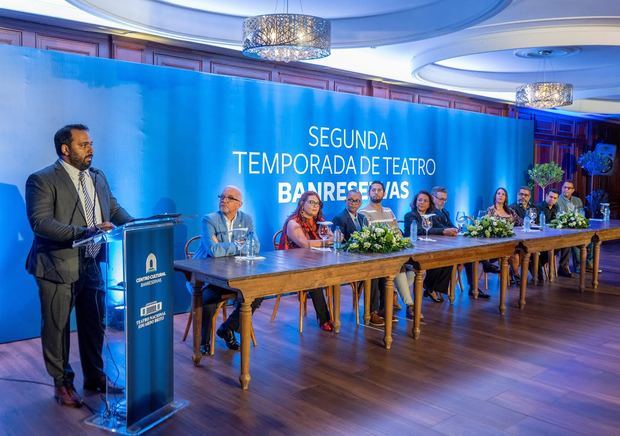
[210,59,272,81]
[574,121,589,141]
[111,37,146,63]
[334,79,369,96]
[370,81,389,99]
[0,26,22,45]
[153,51,205,71]
[276,70,331,90]
[453,100,484,113]
[417,92,452,108]
[533,116,554,136]
[389,89,417,103]
[485,105,506,117]
[555,119,575,138]
[554,140,578,183]
[34,33,106,57]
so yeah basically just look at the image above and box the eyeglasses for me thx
[306,200,321,207]
[346,198,361,204]
[433,195,447,202]
[218,194,240,202]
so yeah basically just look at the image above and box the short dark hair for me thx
[54,124,89,156]
[346,189,361,197]
[518,186,531,193]
[411,190,435,212]
[431,186,447,197]
[548,188,560,196]
[369,180,385,191]
[562,180,575,186]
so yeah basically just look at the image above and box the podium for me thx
[75,217,188,434]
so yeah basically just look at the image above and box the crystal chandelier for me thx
[515,48,573,109]
[515,82,573,109]
[242,4,330,63]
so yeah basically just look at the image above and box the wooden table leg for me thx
[592,237,601,290]
[499,257,509,315]
[472,261,479,299]
[192,281,203,366]
[383,275,395,350]
[547,250,555,282]
[449,265,457,304]
[519,252,530,309]
[333,284,341,333]
[413,269,424,340]
[579,245,587,292]
[532,252,540,285]
[363,279,371,325]
[239,298,254,390]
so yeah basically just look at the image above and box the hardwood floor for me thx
[1,242,620,435]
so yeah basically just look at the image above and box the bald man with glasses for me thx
[193,185,262,354]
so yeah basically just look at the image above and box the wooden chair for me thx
[270,230,334,332]
[182,235,256,355]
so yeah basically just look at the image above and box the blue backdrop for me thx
[0,45,533,342]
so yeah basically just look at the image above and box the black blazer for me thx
[25,161,133,284]
[403,209,451,237]
[332,208,368,241]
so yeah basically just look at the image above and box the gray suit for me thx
[25,161,132,387]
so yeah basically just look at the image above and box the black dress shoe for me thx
[424,290,444,303]
[200,344,211,355]
[84,376,124,394]
[54,386,83,408]
[216,325,240,351]
[468,288,491,299]
[558,267,573,278]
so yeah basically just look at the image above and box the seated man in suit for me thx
[193,185,262,354]
[332,189,368,241]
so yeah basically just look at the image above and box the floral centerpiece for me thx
[548,211,589,229]
[464,216,515,238]
[345,224,411,253]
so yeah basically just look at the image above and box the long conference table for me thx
[174,220,620,390]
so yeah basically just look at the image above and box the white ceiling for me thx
[2,0,620,116]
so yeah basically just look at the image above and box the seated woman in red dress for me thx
[279,191,334,331]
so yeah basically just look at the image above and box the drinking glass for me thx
[455,210,467,233]
[528,207,538,223]
[318,222,331,249]
[232,228,247,255]
[420,215,433,241]
[477,210,487,220]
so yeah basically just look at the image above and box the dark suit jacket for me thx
[332,208,368,241]
[25,161,132,284]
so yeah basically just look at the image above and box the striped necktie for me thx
[79,171,100,258]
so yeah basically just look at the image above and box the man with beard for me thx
[25,124,133,407]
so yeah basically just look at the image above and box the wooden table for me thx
[174,221,620,389]
[174,249,406,389]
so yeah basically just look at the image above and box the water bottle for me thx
[333,226,343,252]
[410,220,418,243]
[523,214,531,232]
[539,213,546,229]
[246,230,256,258]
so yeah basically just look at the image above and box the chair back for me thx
[184,235,201,259]
[272,230,283,250]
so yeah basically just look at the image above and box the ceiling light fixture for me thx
[242,1,330,63]
[515,49,573,109]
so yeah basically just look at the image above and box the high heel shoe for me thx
[320,321,334,332]
[424,290,444,303]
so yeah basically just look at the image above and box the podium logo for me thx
[140,300,163,317]
[146,253,157,273]
[137,300,166,329]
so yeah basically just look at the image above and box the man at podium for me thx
[193,185,262,354]
[25,124,133,407]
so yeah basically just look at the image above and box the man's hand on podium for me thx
[93,221,115,232]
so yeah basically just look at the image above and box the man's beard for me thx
[68,152,91,171]
[370,197,382,204]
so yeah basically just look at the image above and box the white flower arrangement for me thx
[464,216,514,238]
[345,224,411,253]
[548,211,589,229]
